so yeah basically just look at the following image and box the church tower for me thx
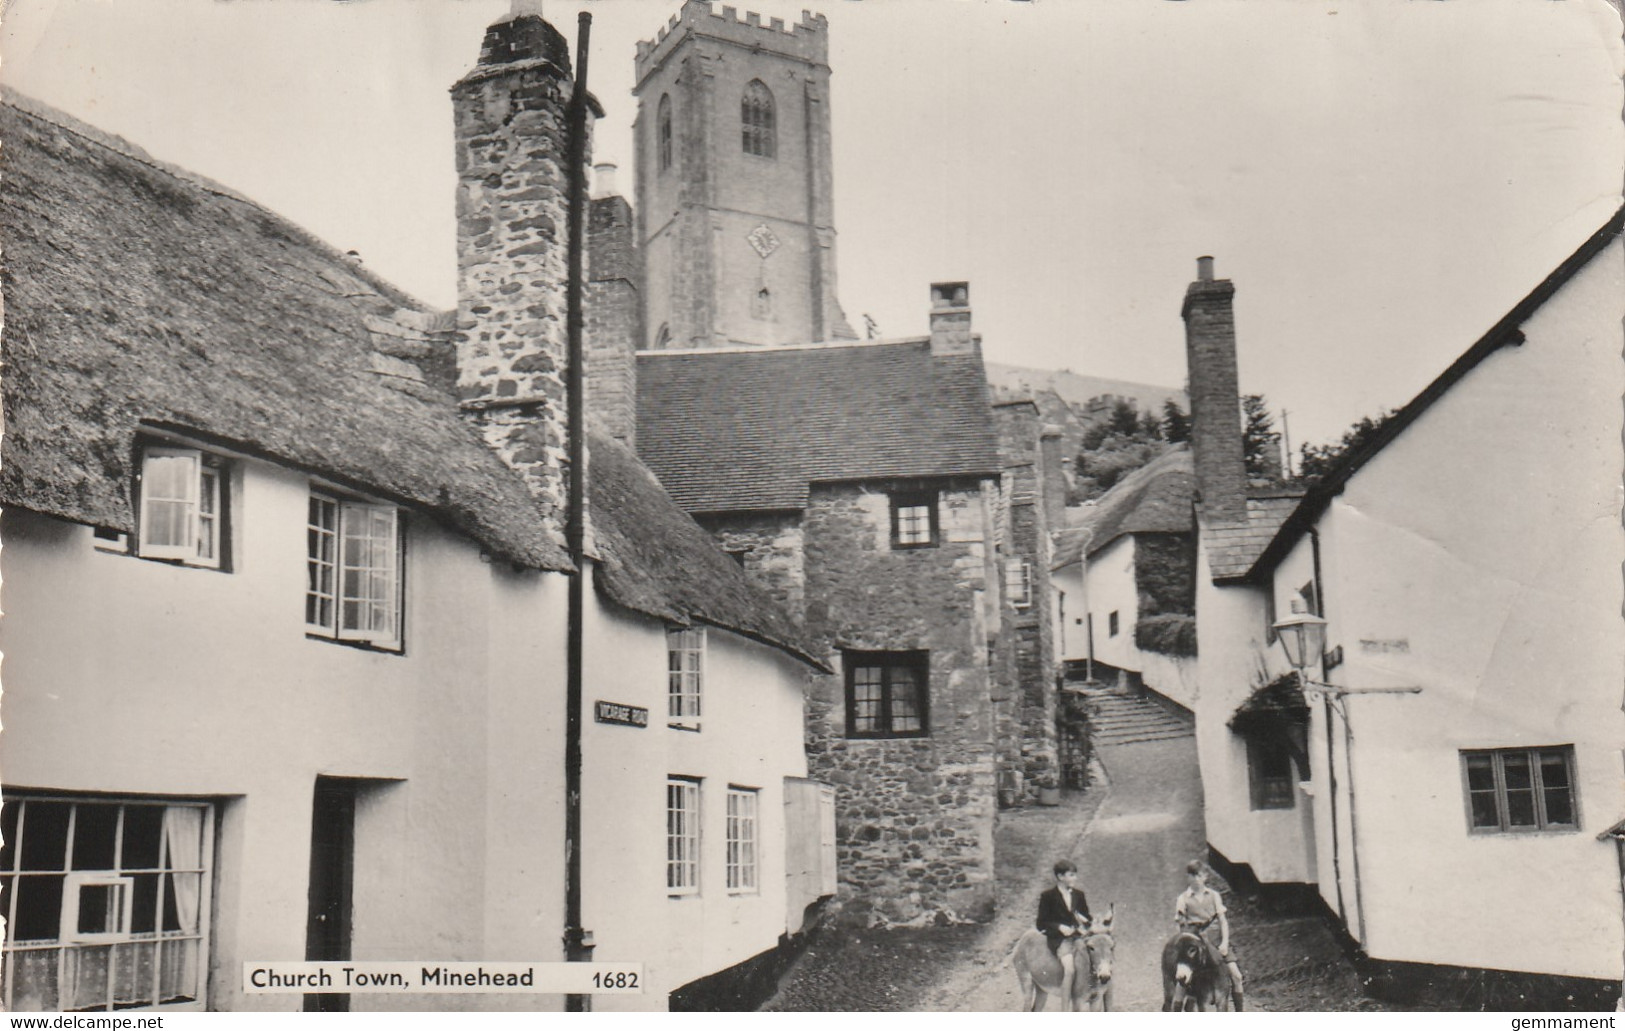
[634,2,855,350]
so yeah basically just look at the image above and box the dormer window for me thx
[741,80,775,158]
[137,445,227,568]
[307,491,403,650]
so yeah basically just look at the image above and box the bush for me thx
[1136,613,1197,657]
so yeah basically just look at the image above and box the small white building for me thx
[1051,448,1200,709]
[1186,212,1625,1006]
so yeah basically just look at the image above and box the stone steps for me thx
[1079,689,1193,746]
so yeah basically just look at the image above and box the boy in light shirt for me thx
[1174,859,1244,1011]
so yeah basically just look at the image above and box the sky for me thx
[2,0,1620,450]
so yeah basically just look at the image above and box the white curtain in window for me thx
[339,503,398,641]
[162,807,202,933]
[140,449,200,557]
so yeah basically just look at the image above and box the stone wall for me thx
[695,511,805,618]
[451,13,586,529]
[800,481,997,926]
[993,403,1059,793]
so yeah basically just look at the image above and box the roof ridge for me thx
[1241,203,1625,581]
[0,87,434,314]
[638,335,932,358]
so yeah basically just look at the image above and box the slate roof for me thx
[636,340,1001,513]
[1052,447,1195,571]
[1201,493,1303,583]
[587,431,824,668]
[0,91,570,572]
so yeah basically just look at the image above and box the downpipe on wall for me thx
[564,10,595,1012]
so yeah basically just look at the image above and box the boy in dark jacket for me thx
[1036,859,1092,1000]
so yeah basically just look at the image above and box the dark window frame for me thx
[889,490,940,549]
[1108,610,1120,637]
[1246,737,1296,810]
[843,650,930,739]
[1460,745,1579,834]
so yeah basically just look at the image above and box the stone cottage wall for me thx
[695,511,806,618]
[800,481,997,926]
[994,404,1060,793]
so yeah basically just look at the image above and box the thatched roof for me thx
[587,431,825,669]
[0,91,570,571]
[637,339,1001,513]
[1052,447,1195,570]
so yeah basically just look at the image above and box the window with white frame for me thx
[667,627,704,725]
[1005,558,1033,610]
[726,787,759,893]
[666,778,700,896]
[1461,746,1578,834]
[307,491,402,648]
[890,490,939,549]
[137,446,226,568]
[1,797,212,1012]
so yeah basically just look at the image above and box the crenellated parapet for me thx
[635,1,828,88]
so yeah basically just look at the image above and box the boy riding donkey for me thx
[1036,860,1092,1002]
[1174,860,1245,1011]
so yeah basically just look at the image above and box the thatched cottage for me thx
[0,7,831,1013]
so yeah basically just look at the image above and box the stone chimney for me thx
[1182,256,1247,525]
[929,281,974,356]
[451,8,588,533]
[587,174,642,446]
[1038,424,1068,529]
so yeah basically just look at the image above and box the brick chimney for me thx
[451,6,588,532]
[928,281,975,356]
[1182,256,1247,525]
[586,166,642,446]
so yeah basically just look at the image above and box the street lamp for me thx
[1272,599,1328,674]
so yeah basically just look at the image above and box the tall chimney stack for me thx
[929,281,974,356]
[586,174,642,446]
[1182,256,1247,525]
[451,9,590,533]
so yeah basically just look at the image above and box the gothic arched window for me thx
[741,80,775,159]
[658,94,673,172]
[654,323,671,350]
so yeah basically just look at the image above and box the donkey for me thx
[1160,927,1233,1011]
[1010,904,1115,1012]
